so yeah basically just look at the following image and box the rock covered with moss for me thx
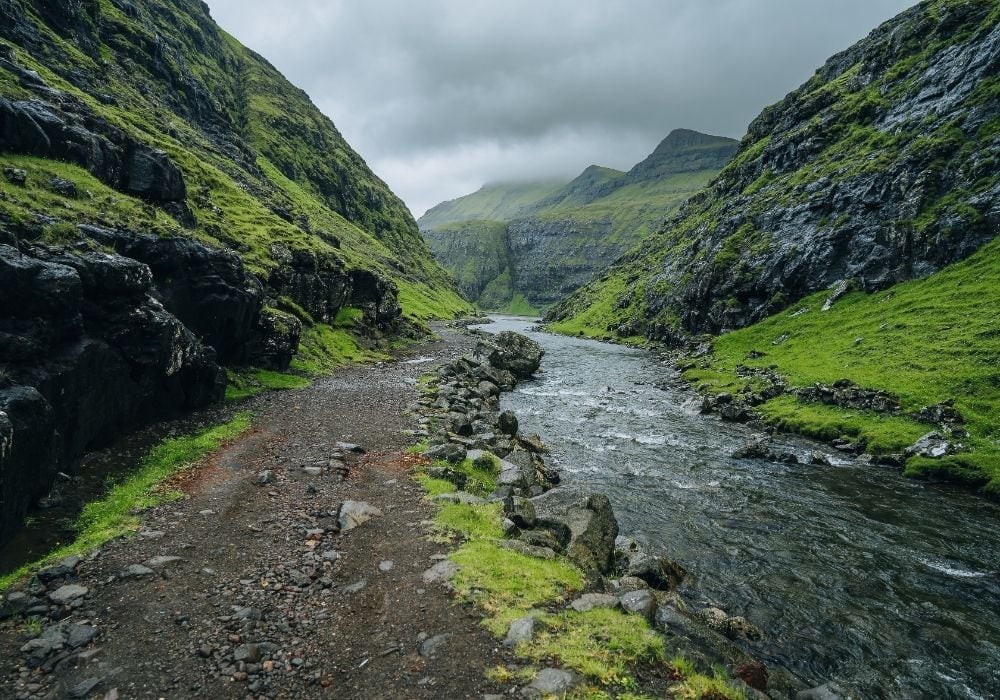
[548,0,1000,341]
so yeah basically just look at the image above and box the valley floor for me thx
[0,328,517,700]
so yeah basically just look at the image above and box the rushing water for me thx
[476,316,1000,700]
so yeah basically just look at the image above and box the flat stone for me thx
[322,550,340,562]
[68,676,101,698]
[66,624,99,648]
[303,466,323,476]
[503,615,537,647]
[422,560,459,585]
[432,491,485,505]
[233,643,261,663]
[119,564,154,579]
[618,589,656,619]
[20,626,66,655]
[48,584,88,605]
[138,530,165,539]
[497,540,557,560]
[144,556,183,569]
[338,501,383,531]
[335,441,365,454]
[37,555,81,583]
[343,579,367,594]
[570,593,620,612]
[378,560,394,572]
[418,633,452,658]
[523,668,579,697]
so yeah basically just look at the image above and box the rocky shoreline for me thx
[410,326,814,698]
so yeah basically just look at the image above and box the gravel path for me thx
[0,326,517,699]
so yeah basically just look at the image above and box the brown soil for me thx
[0,327,521,699]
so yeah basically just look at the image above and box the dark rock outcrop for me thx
[0,98,187,203]
[473,331,543,379]
[0,243,225,542]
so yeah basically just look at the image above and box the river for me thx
[475,316,1000,700]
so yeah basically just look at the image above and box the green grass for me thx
[685,236,1000,490]
[0,412,253,592]
[450,540,585,635]
[434,502,505,540]
[667,656,745,700]
[289,323,388,375]
[225,368,311,401]
[494,293,540,317]
[520,608,666,686]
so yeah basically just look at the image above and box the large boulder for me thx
[530,489,618,575]
[476,331,543,379]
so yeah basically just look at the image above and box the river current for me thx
[476,316,1000,700]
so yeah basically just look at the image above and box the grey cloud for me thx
[204,0,917,216]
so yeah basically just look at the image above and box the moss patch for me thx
[225,368,311,402]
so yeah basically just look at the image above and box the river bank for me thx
[488,316,1000,699]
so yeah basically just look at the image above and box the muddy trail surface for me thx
[0,327,518,700]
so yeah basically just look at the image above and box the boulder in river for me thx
[474,331,543,379]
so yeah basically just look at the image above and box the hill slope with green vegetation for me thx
[547,0,999,492]
[0,0,470,323]
[548,0,998,341]
[420,129,738,311]
[0,0,470,543]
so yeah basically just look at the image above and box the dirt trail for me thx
[1,327,517,699]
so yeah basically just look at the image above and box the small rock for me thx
[233,644,261,663]
[736,661,769,692]
[338,501,383,531]
[343,579,367,594]
[322,550,340,562]
[119,564,154,579]
[497,540,557,560]
[433,491,485,505]
[199,509,215,516]
[256,470,277,485]
[422,560,459,585]
[523,668,579,697]
[66,624,99,648]
[335,441,365,454]
[424,443,466,463]
[503,615,537,647]
[570,593,620,612]
[378,560,394,572]
[3,167,27,185]
[68,677,101,698]
[418,633,452,658]
[48,584,88,605]
[144,556,183,569]
[303,466,323,476]
[49,176,77,197]
[795,682,848,700]
[618,589,656,619]
[498,410,519,436]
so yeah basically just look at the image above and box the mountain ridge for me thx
[420,128,739,310]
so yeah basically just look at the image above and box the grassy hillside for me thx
[418,179,568,230]
[682,237,1000,491]
[0,0,470,324]
[421,130,737,311]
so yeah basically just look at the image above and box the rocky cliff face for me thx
[420,129,738,311]
[0,0,467,543]
[548,0,1000,341]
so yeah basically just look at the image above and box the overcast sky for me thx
[204,1,916,218]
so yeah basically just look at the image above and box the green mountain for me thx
[0,0,469,541]
[419,129,738,311]
[548,0,1000,491]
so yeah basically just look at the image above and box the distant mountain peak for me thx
[626,129,739,182]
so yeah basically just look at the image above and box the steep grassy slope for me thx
[418,179,568,230]
[421,129,737,310]
[548,0,999,341]
[0,0,469,323]
[685,236,1000,491]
